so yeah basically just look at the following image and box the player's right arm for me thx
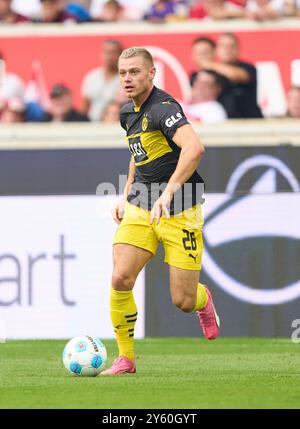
[112,157,135,224]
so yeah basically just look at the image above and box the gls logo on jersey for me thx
[165,112,183,128]
[202,155,300,305]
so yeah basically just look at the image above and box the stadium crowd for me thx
[0,0,299,24]
[0,1,299,124]
[1,33,299,124]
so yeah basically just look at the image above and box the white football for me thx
[62,335,107,376]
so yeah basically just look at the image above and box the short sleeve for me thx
[152,101,189,140]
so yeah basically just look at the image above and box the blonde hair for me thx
[119,47,154,66]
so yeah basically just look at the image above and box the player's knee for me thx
[172,296,194,313]
[112,271,135,291]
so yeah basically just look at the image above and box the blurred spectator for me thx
[24,59,51,117]
[35,0,79,23]
[101,101,120,122]
[200,33,263,118]
[0,51,25,106]
[171,0,190,20]
[90,0,151,21]
[0,97,25,123]
[144,0,176,22]
[184,69,227,123]
[0,0,29,23]
[42,83,89,122]
[25,101,46,122]
[190,36,216,85]
[12,0,41,19]
[286,86,300,118]
[189,0,245,20]
[74,0,91,6]
[246,0,284,20]
[81,39,123,121]
[230,0,246,5]
[283,0,296,15]
[66,2,91,21]
[95,0,124,22]
[114,86,129,106]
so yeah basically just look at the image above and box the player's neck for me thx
[133,85,154,109]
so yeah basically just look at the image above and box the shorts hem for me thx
[165,260,202,271]
[113,240,156,256]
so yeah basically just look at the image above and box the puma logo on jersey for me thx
[188,253,198,263]
[165,112,183,127]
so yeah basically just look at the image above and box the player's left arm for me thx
[150,124,204,224]
[167,123,205,192]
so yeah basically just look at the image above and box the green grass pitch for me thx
[0,338,299,409]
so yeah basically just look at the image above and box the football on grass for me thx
[63,335,107,376]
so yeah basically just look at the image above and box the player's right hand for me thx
[112,199,125,224]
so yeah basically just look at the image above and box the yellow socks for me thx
[110,288,137,362]
[193,283,209,311]
[110,284,206,360]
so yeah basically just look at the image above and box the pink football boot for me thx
[100,356,136,375]
[196,288,220,340]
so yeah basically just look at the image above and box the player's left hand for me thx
[150,190,173,225]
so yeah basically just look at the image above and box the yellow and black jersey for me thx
[120,86,204,214]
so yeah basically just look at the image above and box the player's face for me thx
[118,56,156,100]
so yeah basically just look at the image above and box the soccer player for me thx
[101,47,220,375]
